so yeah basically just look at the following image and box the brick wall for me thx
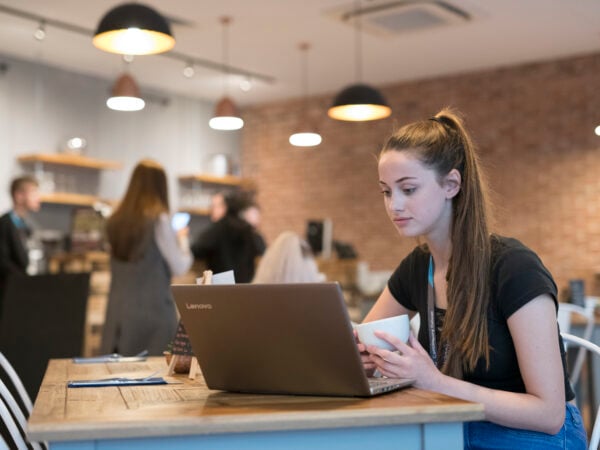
[241,52,600,297]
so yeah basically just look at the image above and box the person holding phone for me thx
[358,108,586,449]
[101,159,192,356]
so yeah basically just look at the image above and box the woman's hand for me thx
[353,329,376,376]
[366,331,443,390]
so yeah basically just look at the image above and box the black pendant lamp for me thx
[93,3,175,55]
[327,0,391,122]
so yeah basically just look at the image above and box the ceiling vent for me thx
[325,1,471,38]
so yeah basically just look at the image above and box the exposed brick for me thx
[242,52,600,297]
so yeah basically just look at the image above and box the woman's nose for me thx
[388,194,404,212]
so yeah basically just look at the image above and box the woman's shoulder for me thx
[490,235,543,269]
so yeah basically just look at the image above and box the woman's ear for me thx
[443,169,461,199]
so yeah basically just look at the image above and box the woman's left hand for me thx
[367,332,443,391]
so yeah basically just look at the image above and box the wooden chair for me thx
[561,333,600,450]
[558,303,595,388]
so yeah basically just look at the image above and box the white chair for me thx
[0,394,28,450]
[558,303,595,388]
[0,354,45,450]
[0,352,33,415]
[561,333,600,450]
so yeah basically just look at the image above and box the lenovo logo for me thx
[186,303,213,310]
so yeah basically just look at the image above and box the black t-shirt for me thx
[387,235,575,401]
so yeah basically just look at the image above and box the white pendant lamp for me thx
[106,72,145,111]
[93,2,175,55]
[327,0,391,122]
[209,16,244,131]
[289,42,322,147]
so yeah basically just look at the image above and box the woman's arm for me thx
[362,286,414,322]
[154,214,193,276]
[369,294,565,434]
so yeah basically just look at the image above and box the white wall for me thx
[0,55,240,223]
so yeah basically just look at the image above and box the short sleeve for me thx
[387,246,428,311]
[492,239,558,319]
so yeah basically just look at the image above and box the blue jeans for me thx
[463,403,587,449]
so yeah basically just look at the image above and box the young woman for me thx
[359,108,587,449]
[101,159,192,356]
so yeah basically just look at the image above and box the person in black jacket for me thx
[191,191,261,283]
[0,175,40,302]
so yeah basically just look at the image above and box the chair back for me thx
[558,303,595,387]
[0,352,33,415]
[561,333,600,450]
[0,393,28,450]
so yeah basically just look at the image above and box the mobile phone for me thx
[171,212,191,230]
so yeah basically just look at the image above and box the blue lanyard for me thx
[427,256,438,366]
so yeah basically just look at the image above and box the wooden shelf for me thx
[178,207,210,216]
[40,192,112,207]
[18,153,122,170]
[177,173,246,187]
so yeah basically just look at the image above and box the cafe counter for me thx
[27,357,484,450]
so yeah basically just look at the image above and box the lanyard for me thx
[427,256,439,367]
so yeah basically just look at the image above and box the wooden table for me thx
[27,357,484,450]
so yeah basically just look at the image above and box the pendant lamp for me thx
[106,72,145,111]
[289,43,322,148]
[93,2,175,55]
[209,17,244,131]
[327,0,391,122]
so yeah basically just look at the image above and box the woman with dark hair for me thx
[358,108,586,449]
[191,190,261,283]
[101,159,192,356]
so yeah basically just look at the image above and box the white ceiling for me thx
[0,0,598,107]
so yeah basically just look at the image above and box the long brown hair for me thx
[107,159,170,261]
[380,108,491,376]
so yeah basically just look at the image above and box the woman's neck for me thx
[425,234,451,274]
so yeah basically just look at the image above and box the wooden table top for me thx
[28,357,484,442]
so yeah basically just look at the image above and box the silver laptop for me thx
[172,283,414,397]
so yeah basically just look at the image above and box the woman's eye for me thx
[380,190,391,197]
[402,187,416,195]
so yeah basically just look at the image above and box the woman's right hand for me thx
[354,329,376,376]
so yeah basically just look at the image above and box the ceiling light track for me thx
[0,3,275,84]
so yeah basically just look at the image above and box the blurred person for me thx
[191,190,261,283]
[101,159,192,356]
[0,175,40,303]
[240,201,266,256]
[252,231,323,284]
[209,191,227,223]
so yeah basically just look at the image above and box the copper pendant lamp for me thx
[327,0,391,122]
[209,16,244,131]
[93,2,175,55]
[106,72,145,111]
[289,43,322,147]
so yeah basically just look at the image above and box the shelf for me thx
[178,207,210,216]
[40,192,110,207]
[177,174,246,187]
[18,153,122,170]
